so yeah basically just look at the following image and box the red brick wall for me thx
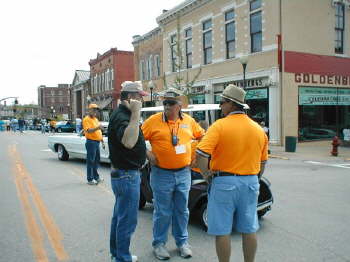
[114,51,135,96]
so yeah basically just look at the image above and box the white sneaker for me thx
[87,180,97,185]
[153,244,170,260]
[178,243,192,258]
[96,177,104,184]
[111,255,138,262]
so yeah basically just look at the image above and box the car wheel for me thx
[139,191,146,210]
[199,202,208,231]
[57,144,69,161]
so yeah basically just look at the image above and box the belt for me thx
[213,172,256,177]
[155,166,188,172]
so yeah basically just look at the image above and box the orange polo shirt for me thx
[191,140,201,173]
[83,116,102,141]
[197,113,268,175]
[142,112,205,169]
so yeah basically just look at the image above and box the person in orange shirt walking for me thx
[142,89,205,260]
[83,103,105,185]
[196,84,268,262]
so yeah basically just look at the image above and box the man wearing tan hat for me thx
[142,88,205,260]
[83,103,105,185]
[196,84,268,262]
[107,81,148,262]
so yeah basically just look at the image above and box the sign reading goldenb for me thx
[299,87,350,106]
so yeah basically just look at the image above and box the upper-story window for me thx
[225,9,235,59]
[185,28,192,68]
[148,55,153,80]
[203,19,212,64]
[250,0,262,53]
[140,60,146,80]
[170,34,177,72]
[154,55,160,77]
[335,3,345,54]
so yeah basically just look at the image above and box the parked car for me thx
[55,121,76,133]
[48,104,273,229]
[139,164,273,230]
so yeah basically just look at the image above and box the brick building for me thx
[89,48,134,121]
[37,84,70,119]
[133,27,163,106]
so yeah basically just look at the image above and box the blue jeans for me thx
[85,139,100,182]
[110,170,141,262]
[150,166,191,247]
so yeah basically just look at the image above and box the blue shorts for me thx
[207,175,260,235]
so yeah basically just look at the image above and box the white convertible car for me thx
[48,133,110,163]
[48,105,220,163]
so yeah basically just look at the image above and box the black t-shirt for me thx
[107,104,146,170]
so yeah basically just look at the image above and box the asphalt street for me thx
[1,131,350,262]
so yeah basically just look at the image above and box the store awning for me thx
[96,97,113,109]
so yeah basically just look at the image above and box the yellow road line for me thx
[10,145,69,261]
[10,145,49,262]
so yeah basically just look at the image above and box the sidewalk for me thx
[269,140,350,162]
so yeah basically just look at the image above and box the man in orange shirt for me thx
[142,89,204,260]
[196,84,268,262]
[83,103,105,185]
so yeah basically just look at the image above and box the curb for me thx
[268,154,289,160]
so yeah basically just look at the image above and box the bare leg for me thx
[215,235,231,262]
[242,233,257,262]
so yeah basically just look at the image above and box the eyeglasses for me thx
[163,100,178,106]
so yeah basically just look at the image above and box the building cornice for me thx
[132,27,162,45]
[156,0,213,26]
[89,48,133,66]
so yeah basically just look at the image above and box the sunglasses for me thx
[163,100,178,106]
[219,100,230,106]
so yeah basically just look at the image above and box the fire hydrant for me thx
[331,136,340,156]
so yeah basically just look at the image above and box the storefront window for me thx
[298,87,350,140]
[246,88,269,126]
[190,94,205,121]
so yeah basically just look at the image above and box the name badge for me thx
[175,144,186,154]
[180,124,188,128]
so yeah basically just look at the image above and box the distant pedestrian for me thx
[49,119,56,134]
[18,118,25,133]
[75,116,82,133]
[107,81,148,262]
[83,104,105,185]
[196,84,268,262]
[41,119,47,134]
[142,88,205,260]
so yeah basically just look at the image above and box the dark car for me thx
[55,121,76,133]
[139,164,273,230]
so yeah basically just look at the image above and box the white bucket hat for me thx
[121,81,149,96]
[218,84,250,109]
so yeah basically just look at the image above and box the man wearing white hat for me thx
[107,81,148,262]
[196,84,268,262]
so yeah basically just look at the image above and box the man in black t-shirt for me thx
[107,81,148,262]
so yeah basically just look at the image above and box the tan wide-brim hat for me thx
[121,81,149,96]
[217,84,250,109]
[159,88,189,108]
[88,103,99,109]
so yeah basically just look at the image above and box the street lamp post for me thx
[239,55,249,90]
[148,81,155,106]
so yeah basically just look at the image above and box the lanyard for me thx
[166,119,180,146]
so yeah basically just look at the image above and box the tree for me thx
[161,15,202,101]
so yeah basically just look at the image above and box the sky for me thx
[0,0,182,105]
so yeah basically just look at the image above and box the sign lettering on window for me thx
[299,87,350,105]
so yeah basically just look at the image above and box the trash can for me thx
[285,136,297,152]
